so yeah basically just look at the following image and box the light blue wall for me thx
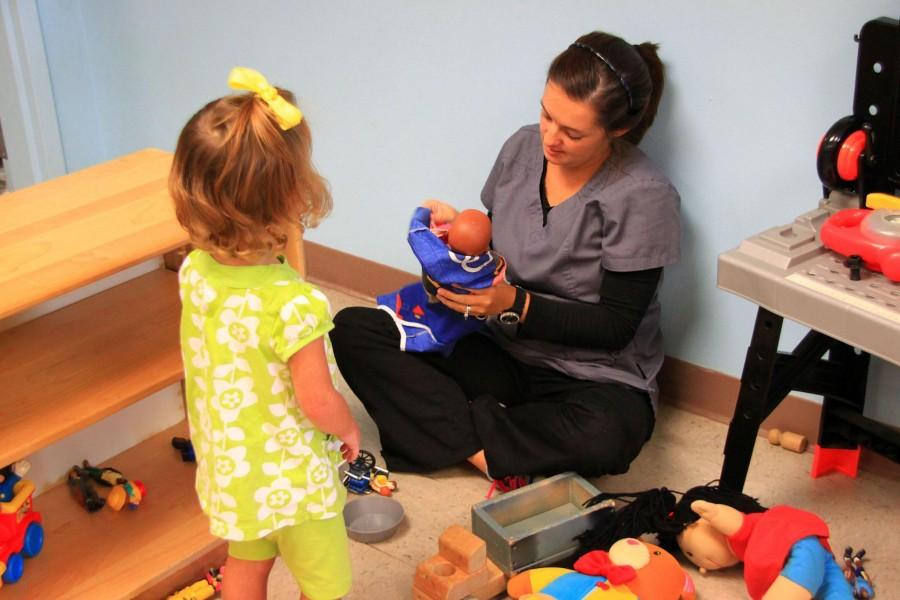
[36,1,900,408]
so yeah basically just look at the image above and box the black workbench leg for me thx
[818,342,870,448]
[720,307,784,492]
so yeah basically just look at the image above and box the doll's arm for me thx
[691,500,744,536]
[762,575,813,600]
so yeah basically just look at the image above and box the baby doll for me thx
[376,206,503,355]
[578,483,853,600]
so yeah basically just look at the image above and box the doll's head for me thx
[170,67,331,261]
[676,506,741,573]
[664,484,766,573]
[447,209,492,256]
[578,483,767,574]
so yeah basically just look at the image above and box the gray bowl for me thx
[343,495,405,543]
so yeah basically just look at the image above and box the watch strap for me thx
[509,286,527,316]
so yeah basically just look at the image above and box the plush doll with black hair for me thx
[578,483,853,600]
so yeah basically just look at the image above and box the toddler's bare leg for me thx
[221,555,276,600]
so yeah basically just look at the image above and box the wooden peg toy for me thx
[767,428,808,453]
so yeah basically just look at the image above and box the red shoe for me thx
[486,475,531,499]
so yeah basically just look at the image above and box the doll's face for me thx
[677,518,740,573]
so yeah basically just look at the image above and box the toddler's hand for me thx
[339,424,361,463]
[421,199,459,226]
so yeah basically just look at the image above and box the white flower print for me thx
[225,292,263,312]
[305,453,336,493]
[309,288,333,314]
[267,363,292,395]
[216,308,260,353]
[212,378,258,423]
[279,296,320,344]
[279,295,310,320]
[189,270,217,312]
[189,337,210,369]
[213,445,251,488]
[262,413,313,456]
[255,477,306,520]
[284,314,320,347]
[179,256,192,278]
[209,511,244,540]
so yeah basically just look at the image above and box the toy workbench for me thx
[717,193,900,491]
[717,16,900,491]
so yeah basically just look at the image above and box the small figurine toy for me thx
[67,461,145,512]
[842,547,874,599]
[341,450,398,496]
[0,461,30,502]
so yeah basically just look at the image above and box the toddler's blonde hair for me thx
[170,89,331,259]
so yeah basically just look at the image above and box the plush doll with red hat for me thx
[578,483,854,600]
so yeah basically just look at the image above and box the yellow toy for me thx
[166,579,215,600]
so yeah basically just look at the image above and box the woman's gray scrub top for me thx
[483,125,681,406]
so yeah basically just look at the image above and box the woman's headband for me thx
[569,42,640,115]
[227,66,303,130]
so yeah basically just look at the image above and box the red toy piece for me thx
[0,479,44,588]
[820,208,900,282]
[811,444,861,479]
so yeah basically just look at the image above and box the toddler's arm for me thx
[288,337,361,462]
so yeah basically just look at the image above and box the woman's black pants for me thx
[330,307,654,479]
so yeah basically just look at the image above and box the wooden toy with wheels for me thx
[0,478,44,588]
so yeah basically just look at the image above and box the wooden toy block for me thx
[413,554,490,600]
[468,558,506,600]
[438,524,487,573]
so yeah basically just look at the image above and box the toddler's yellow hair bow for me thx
[228,66,303,130]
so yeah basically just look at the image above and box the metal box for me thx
[470,472,608,576]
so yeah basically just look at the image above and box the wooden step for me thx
[0,269,183,468]
[3,422,225,600]
[0,148,187,319]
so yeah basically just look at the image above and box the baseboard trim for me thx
[306,240,417,301]
[308,241,899,480]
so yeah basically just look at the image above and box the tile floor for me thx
[263,284,899,599]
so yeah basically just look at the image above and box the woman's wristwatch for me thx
[498,286,527,325]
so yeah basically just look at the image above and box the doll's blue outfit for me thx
[376,206,501,355]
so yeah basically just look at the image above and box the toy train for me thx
[0,475,44,587]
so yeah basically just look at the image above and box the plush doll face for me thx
[677,518,740,574]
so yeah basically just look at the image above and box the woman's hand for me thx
[421,199,459,225]
[436,280,518,318]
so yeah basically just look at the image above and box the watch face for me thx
[498,311,520,325]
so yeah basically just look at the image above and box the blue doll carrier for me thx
[377,207,501,355]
